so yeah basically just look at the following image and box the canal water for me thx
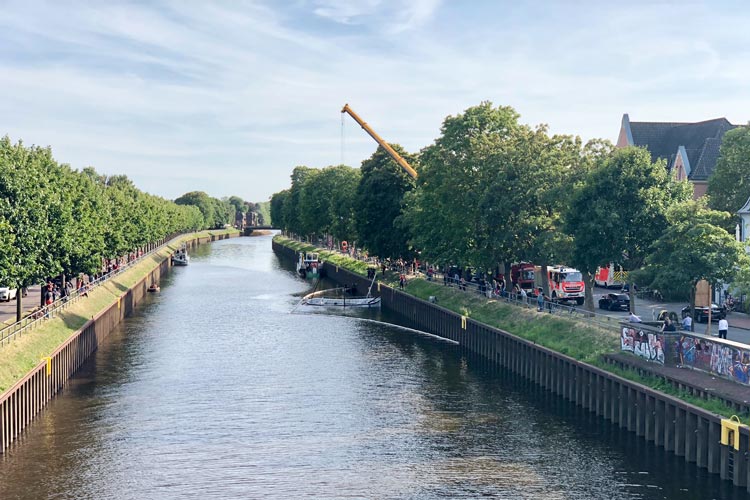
[0,234,746,499]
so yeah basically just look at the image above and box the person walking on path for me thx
[718,317,729,339]
[536,288,544,312]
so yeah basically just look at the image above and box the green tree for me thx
[283,166,318,237]
[707,125,750,215]
[175,191,213,229]
[566,146,693,310]
[326,166,360,241]
[517,136,602,296]
[355,145,416,259]
[297,165,360,241]
[0,138,56,296]
[643,198,749,327]
[402,102,522,270]
[270,190,289,229]
[227,196,246,215]
[64,167,108,275]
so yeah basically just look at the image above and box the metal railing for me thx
[0,233,185,346]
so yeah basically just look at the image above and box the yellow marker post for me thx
[117,297,121,309]
[461,316,467,330]
[42,357,51,376]
[720,415,746,450]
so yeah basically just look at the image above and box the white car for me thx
[0,287,17,302]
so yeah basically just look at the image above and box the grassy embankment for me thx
[275,235,745,419]
[0,229,239,393]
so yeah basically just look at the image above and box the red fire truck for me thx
[535,265,585,305]
[510,262,535,292]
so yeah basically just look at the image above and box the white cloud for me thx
[0,1,748,202]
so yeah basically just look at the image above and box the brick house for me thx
[616,114,737,198]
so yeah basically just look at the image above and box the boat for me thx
[172,246,189,266]
[147,283,160,293]
[300,272,380,308]
[172,243,189,266]
[296,252,323,279]
[302,292,381,307]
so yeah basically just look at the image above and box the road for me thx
[0,286,42,325]
[593,285,750,345]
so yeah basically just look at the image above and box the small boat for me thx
[297,252,323,279]
[302,293,381,307]
[147,283,160,293]
[172,246,189,266]
[300,272,380,308]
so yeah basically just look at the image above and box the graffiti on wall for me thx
[675,335,750,386]
[621,327,665,364]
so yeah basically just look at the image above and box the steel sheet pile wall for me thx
[0,233,237,454]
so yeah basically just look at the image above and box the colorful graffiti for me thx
[621,327,665,365]
[675,335,750,386]
[621,325,750,386]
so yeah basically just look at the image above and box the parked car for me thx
[681,304,726,323]
[0,286,17,302]
[598,293,630,311]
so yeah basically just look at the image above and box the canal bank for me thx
[273,237,750,492]
[0,230,239,454]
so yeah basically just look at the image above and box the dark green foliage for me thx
[707,125,750,216]
[0,135,211,289]
[355,146,415,259]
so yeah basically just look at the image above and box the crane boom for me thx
[341,103,418,179]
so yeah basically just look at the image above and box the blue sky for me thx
[1,1,748,202]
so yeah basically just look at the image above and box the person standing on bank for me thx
[681,314,693,332]
[718,317,729,339]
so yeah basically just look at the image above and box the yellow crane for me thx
[341,103,418,179]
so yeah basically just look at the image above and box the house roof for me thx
[738,195,750,215]
[624,115,737,181]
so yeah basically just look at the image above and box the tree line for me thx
[271,102,750,311]
[0,136,260,300]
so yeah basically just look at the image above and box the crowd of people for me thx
[327,237,740,341]
[22,251,147,324]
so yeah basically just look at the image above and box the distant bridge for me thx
[243,226,277,235]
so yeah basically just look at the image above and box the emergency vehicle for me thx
[510,262,535,292]
[594,263,628,289]
[535,265,585,305]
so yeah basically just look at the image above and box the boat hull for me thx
[302,296,381,307]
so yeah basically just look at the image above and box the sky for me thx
[1,0,749,203]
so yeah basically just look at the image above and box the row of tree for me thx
[271,102,750,311]
[0,137,267,312]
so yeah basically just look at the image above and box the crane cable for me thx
[340,111,346,166]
